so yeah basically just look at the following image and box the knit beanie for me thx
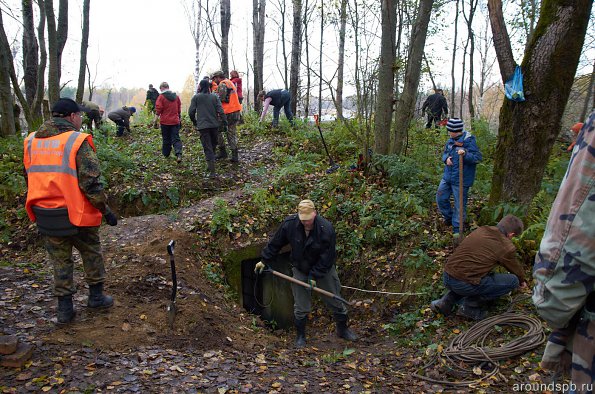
[446,118,464,133]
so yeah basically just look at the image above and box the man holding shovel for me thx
[255,199,357,348]
[436,118,482,237]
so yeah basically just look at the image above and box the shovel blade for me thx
[167,302,177,329]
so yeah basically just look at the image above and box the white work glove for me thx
[254,261,266,274]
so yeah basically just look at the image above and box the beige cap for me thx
[297,199,316,221]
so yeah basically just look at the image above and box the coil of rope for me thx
[412,311,546,387]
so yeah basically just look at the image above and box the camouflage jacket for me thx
[26,117,111,215]
[533,111,595,390]
[533,110,595,328]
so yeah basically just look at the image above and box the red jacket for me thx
[156,91,181,125]
[231,77,243,99]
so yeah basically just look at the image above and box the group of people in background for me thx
[75,70,299,179]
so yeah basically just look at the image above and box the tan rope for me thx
[412,312,546,387]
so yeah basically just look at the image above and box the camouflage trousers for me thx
[43,226,106,297]
[217,111,240,151]
[541,294,595,393]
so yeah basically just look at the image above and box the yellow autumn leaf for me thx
[271,382,282,388]
[41,387,52,392]
[453,329,461,334]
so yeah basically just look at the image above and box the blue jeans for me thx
[272,91,294,127]
[436,179,469,234]
[443,272,519,301]
[161,124,182,157]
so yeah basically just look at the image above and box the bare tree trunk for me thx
[303,0,312,117]
[33,0,47,121]
[253,0,266,112]
[22,0,39,107]
[450,0,459,116]
[393,1,404,108]
[278,0,288,89]
[335,0,347,119]
[374,0,397,154]
[392,0,434,154]
[477,14,496,119]
[220,0,230,75]
[183,0,207,90]
[1,10,34,129]
[466,0,478,119]
[488,0,593,206]
[46,0,68,104]
[289,0,302,115]
[580,58,595,121]
[317,0,324,117]
[76,0,90,103]
[423,54,436,90]
[459,2,468,120]
[0,11,16,136]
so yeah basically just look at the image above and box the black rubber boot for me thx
[57,296,76,324]
[215,147,228,160]
[231,149,239,163]
[207,160,216,178]
[457,298,487,320]
[295,317,307,348]
[335,314,358,341]
[87,283,114,309]
[430,291,462,316]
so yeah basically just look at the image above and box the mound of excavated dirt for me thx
[44,223,280,354]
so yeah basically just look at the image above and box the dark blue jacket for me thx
[441,131,482,187]
[261,214,336,279]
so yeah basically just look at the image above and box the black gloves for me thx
[104,212,118,226]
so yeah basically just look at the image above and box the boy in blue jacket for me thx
[436,118,482,235]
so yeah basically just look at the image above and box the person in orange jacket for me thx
[211,70,242,162]
[23,98,116,324]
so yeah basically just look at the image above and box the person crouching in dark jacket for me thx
[255,200,357,348]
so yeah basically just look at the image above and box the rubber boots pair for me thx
[456,297,488,321]
[231,149,239,163]
[335,314,358,341]
[215,147,228,160]
[430,291,462,316]
[87,283,114,309]
[295,317,307,348]
[206,160,216,178]
[57,296,75,325]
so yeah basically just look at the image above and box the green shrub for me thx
[210,198,239,235]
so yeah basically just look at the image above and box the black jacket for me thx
[146,88,159,103]
[422,93,448,117]
[261,214,336,279]
[188,93,227,130]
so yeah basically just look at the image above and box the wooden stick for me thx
[268,269,353,306]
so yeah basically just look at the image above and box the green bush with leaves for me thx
[210,198,239,235]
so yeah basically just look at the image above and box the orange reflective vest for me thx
[23,131,103,227]
[218,79,242,114]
